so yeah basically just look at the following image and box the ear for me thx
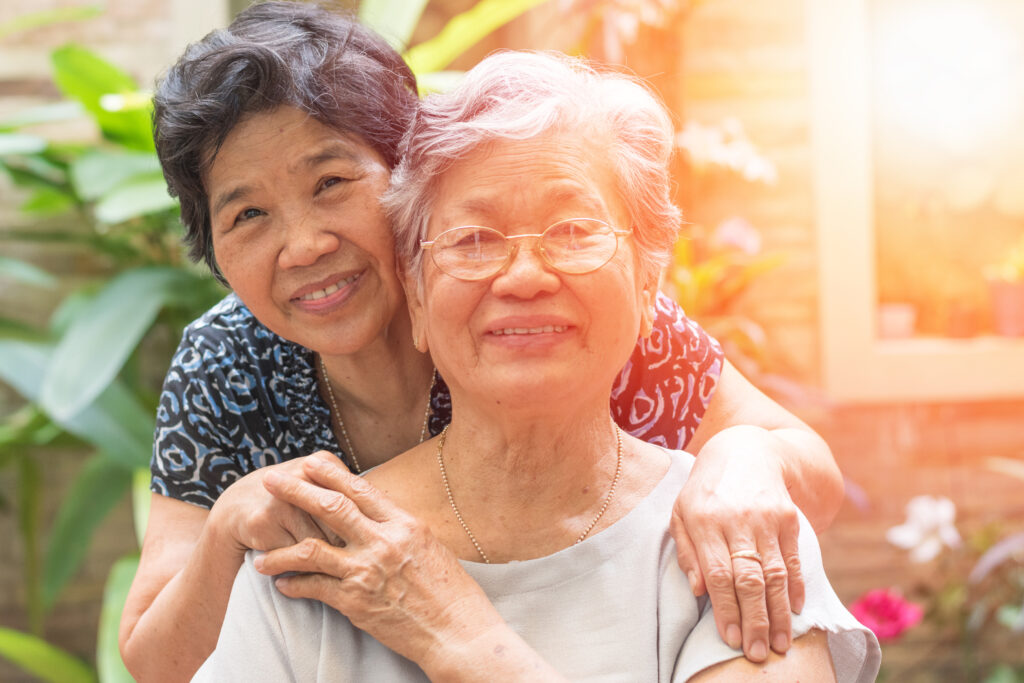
[400,262,430,354]
[638,275,658,339]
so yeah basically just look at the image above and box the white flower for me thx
[886,495,962,562]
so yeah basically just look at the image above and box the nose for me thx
[277,207,341,270]
[490,236,561,299]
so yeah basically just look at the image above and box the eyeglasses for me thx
[420,218,633,281]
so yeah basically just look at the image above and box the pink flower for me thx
[850,588,923,641]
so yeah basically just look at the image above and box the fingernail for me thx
[253,555,264,571]
[264,471,281,486]
[773,633,789,652]
[726,625,742,649]
[750,640,767,661]
[687,572,698,593]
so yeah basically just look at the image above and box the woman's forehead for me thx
[433,135,620,217]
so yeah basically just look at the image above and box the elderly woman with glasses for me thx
[192,50,879,682]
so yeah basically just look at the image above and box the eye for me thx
[319,176,350,192]
[234,207,265,225]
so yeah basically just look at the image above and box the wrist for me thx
[701,425,790,480]
[422,621,562,682]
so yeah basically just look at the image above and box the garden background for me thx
[1,0,1023,681]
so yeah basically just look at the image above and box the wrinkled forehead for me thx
[429,130,625,226]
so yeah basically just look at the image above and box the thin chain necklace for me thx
[435,422,623,564]
[319,355,434,474]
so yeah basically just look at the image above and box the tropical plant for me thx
[0,1,551,680]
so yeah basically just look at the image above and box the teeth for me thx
[492,325,568,336]
[299,274,358,301]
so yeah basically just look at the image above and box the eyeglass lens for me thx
[429,219,620,279]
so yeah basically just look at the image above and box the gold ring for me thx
[730,549,763,563]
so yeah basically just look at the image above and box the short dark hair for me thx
[153,1,419,282]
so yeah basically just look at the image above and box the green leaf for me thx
[43,454,132,609]
[41,267,192,420]
[94,173,177,223]
[20,186,75,216]
[70,149,162,201]
[0,256,55,288]
[0,339,153,463]
[0,405,63,451]
[17,455,44,634]
[404,0,550,74]
[97,555,139,683]
[0,6,102,41]
[51,44,154,151]
[132,467,151,547]
[358,0,429,50]
[0,133,47,155]
[0,101,85,131]
[0,154,68,189]
[0,627,97,683]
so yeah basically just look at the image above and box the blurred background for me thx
[1,0,1022,681]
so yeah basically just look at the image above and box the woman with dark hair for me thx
[120,2,845,680]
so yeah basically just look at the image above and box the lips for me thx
[290,272,362,303]
[485,316,575,339]
[491,324,569,336]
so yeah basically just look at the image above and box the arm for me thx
[671,360,843,663]
[253,454,567,682]
[686,629,836,682]
[118,458,334,682]
[685,359,843,532]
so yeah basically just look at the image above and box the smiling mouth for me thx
[491,325,569,336]
[297,273,361,301]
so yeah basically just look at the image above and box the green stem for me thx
[16,453,44,636]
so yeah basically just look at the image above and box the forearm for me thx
[120,521,245,682]
[701,424,842,532]
[423,622,567,682]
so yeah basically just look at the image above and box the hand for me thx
[209,455,340,555]
[252,453,504,670]
[670,426,806,663]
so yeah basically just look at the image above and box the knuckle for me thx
[762,563,789,588]
[705,567,735,592]
[318,490,349,516]
[297,537,322,561]
[734,570,766,595]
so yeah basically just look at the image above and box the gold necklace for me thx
[319,355,434,474]
[435,422,623,564]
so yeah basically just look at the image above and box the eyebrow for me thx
[210,143,365,216]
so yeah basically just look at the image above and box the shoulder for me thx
[176,293,282,358]
[611,293,724,450]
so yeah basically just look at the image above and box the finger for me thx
[263,470,371,545]
[670,510,706,596]
[780,514,805,615]
[255,538,349,578]
[274,571,343,604]
[727,540,769,663]
[758,537,792,655]
[303,456,400,523]
[699,538,743,650]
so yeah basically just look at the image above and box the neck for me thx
[319,316,435,470]
[434,402,624,561]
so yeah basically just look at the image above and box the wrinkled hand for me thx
[209,455,339,554]
[253,453,503,670]
[670,428,805,663]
